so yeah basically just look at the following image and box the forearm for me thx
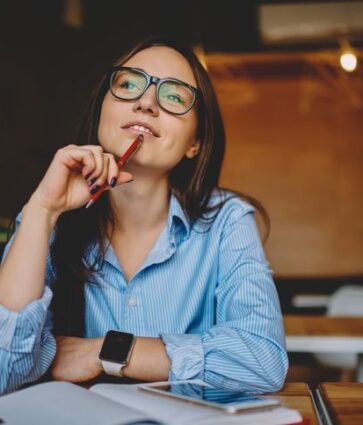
[0,198,59,312]
[122,337,170,381]
[50,335,170,384]
[202,327,288,392]
[0,326,56,395]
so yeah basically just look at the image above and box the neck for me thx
[109,175,170,233]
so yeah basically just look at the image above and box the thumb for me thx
[116,171,133,185]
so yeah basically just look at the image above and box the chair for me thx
[314,285,363,380]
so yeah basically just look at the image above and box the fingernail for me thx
[110,177,117,187]
[88,177,97,186]
[90,185,100,194]
[126,179,134,184]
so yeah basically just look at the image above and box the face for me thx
[98,46,200,176]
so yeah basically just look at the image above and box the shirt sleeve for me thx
[0,212,57,395]
[161,203,288,393]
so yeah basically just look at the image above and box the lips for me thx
[122,121,160,137]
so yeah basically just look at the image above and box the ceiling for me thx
[1,1,363,54]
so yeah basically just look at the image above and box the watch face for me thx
[99,331,134,363]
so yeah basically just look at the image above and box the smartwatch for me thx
[99,330,135,376]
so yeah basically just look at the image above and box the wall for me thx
[210,54,363,276]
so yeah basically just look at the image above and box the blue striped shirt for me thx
[0,190,288,395]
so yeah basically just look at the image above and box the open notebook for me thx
[0,380,304,425]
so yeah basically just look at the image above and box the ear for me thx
[185,140,201,159]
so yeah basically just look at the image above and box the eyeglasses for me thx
[108,66,200,115]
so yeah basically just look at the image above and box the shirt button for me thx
[128,298,138,307]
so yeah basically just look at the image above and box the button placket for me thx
[125,277,139,310]
[124,277,146,333]
[128,297,138,307]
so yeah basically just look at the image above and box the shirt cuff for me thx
[0,286,53,351]
[160,333,204,381]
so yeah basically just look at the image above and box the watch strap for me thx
[101,360,126,377]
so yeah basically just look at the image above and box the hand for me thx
[51,336,104,382]
[30,145,134,215]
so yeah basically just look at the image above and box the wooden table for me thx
[272,383,319,424]
[284,315,363,381]
[316,382,363,425]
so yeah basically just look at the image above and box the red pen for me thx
[85,134,144,209]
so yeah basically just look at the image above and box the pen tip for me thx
[85,199,94,209]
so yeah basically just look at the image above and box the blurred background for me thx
[0,0,363,385]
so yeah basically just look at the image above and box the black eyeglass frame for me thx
[108,66,200,115]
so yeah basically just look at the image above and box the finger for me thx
[115,171,134,186]
[102,170,134,192]
[57,146,97,177]
[89,154,110,191]
[106,154,123,187]
[78,145,104,182]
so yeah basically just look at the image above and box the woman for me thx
[0,37,288,395]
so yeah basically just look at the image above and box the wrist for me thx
[122,337,170,381]
[25,195,61,229]
[93,337,105,374]
[121,336,138,378]
[99,331,136,377]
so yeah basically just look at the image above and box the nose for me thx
[132,84,159,116]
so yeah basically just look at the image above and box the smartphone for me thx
[138,381,280,413]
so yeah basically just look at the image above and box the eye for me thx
[166,93,186,105]
[159,85,186,105]
[120,79,139,91]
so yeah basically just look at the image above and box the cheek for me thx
[98,96,124,145]
[99,97,117,127]
[162,125,198,166]
[98,100,111,142]
[166,110,198,148]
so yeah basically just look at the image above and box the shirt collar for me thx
[168,193,191,241]
[85,193,191,269]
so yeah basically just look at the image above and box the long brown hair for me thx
[50,36,270,336]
